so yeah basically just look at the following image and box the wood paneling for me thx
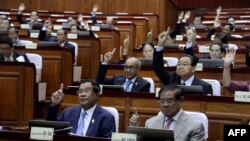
[0,62,35,126]
[0,0,177,33]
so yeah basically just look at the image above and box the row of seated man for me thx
[46,79,206,141]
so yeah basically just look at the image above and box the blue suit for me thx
[46,105,116,138]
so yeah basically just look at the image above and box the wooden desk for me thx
[0,131,110,141]
[61,90,250,141]
[0,62,35,126]
[14,46,73,97]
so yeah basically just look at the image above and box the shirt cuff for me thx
[42,26,47,31]
[185,42,193,49]
[155,46,164,52]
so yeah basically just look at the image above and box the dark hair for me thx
[214,33,228,44]
[227,16,234,23]
[209,43,225,53]
[0,36,13,47]
[158,85,183,100]
[224,23,234,31]
[58,29,68,36]
[8,26,19,34]
[80,79,101,95]
[194,14,204,22]
[142,41,154,50]
[180,54,198,66]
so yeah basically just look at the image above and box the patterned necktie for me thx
[76,112,87,136]
[164,119,174,129]
[124,80,132,92]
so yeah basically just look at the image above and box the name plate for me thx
[25,43,37,49]
[175,35,183,41]
[30,33,39,38]
[195,63,203,71]
[21,24,30,29]
[30,127,54,141]
[67,33,78,39]
[234,91,250,103]
[111,133,137,141]
[198,45,210,53]
[53,25,63,30]
[91,25,100,31]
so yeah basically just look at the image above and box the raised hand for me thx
[186,27,196,43]
[147,28,153,42]
[216,6,222,17]
[223,48,236,67]
[157,29,169,47]
[104,48,116,64]
[92,4,98,12]
[183,11,191,22]
[129,107,140,126]
[51,83,64,106]
[78,14,83,22]
[122,35,130,55]
[178,11,184,22]
[18,3,25,12]
[44,18,52,28]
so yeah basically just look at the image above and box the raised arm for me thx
[223,48,236,87]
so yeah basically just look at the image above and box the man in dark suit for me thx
[38,19,75,56]
[153,31,213,95]
[46,80,116,138]
[96,49,150,93]
[0,36,30,62]
[16,3,40,25]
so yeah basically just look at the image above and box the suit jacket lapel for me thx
[153,112,165,129]
[191,77,199,85]
[85,105,101,136]
[0,55,4,61]
[131,77,139,92]
[174,111,188,139]
[71,106,82,133]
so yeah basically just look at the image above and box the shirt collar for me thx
[60,41,66,47]
[181,75,194,86]
[4,52,14,61]
[125,76,137,83]
[80,104,97,117]
[165,109,183,122]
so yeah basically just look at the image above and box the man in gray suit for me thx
[129,85,205,141]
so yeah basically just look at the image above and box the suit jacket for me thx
[17,14,42,24]
[96,64,150,92]
[38,29,57,42]
[46,105,116,138]
[145,111,205,141]
[153,49,213,95]
[0,51,30,63]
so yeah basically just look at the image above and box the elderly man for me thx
[46,80,116,138]
[96,49,150,92]
[17,3,40,25]
[129,85,205,141]
[153,31,213,95]
[0,36,30,62]
[8,27,33,46]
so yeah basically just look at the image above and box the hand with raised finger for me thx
[129,107,140,126]
[18,3,25,12]
[51,83,64,106]
[183,11,191,23]
[157,31,168,47]
[103,48,116,64]
[92,4,98,13]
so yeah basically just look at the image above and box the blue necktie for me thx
[76,112,87,136]
[124,80,132,92]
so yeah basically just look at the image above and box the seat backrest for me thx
[185,111,208,140]
[102,106,119,132]
[68,41,78,65]
[142,77,155,93]
[26,53,42,83]
[202,79,221,96]
[163,57,178,67]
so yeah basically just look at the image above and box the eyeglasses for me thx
[77,88,92,94]
[124,65,138,71]
[176,63,191,67]
[158,99,176,105]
